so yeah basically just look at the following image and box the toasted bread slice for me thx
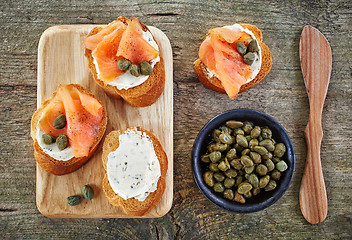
[84,16,165,107]
[31,84,107,176]
[194,24,273,95]
[102,128,168,216]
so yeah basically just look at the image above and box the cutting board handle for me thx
[299,112,328,224]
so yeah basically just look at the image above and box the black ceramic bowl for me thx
[192,109,295,213]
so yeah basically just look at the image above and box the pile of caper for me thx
[41,114,69,150]
[117,58,153,77]
[236,39,259,66]
[201,120,288,204]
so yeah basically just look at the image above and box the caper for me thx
[243,52,255,65]
[259,175,270,188]
[236,41,247,56]
[218,160,230,172]
[226,120,243,129]
[207,143,216,152]
[67,195,81,206]
[204,171,214,187]
[213,129,221,143]
[82,185,94,200]
[219,132,234,145]
[212,142,228,152]
[226,148,237,161]
[235,175,244,187]
[220,126,233,135]
[234,129,245,135]
[252,187,260,196]
[245,135,252,142]
[271,169,281,180]
[240,155,254,167]
[117,59,131,71]
[230,159,243,170]
[248,174,259,188]
[236,135,248,148]
[265,159,275,172]
[247,39,259,52]
[250,151,261,164]
[209,163,219,172]
[209,151,221,163]
[129,64,140,77]
[256,164,268,176]
[140,61,153,75]
[242,121,253,134]
[243,190,252,199]
[234,191,246,204]
[258,135,263,142]
[238,182,253,194]
[224,169,237,178]
[201,154,211,163]
[213,172,225,182]
[274,143,286,158]
[261,128,272,139]
[213,182,225,193]
[253,146,269,155]
[265,180,277,191]
[241,148,250,156]
[56,134,68,151]
[42,134,55,145]
[250,126,261,138]
[249,139,259,151]
[276,160,288,172]
[244,165,255,174]
[262,152,273,160]
[223,189,234,200]
[259,139,275,152]
[53,114,66,129]
[224,178,236,188]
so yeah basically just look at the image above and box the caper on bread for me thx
[102,128,168,216]
[194,24,273,100]
[31,84,107,176]
[84,16,165,107]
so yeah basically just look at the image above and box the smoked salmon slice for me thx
[38,85,103,158]
[84,17,159,84]
[198,26,254,99]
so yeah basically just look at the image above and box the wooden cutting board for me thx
[36,25,173,218]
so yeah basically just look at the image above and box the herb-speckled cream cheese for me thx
[107,129,161,201]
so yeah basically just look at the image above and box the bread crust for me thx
[84,16,165,107]
[31,84,107,176]
[194,24,273,95]
[102,128,168,216]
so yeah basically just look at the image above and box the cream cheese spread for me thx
[94,29,160,90]
[107,128,161,201]
[36,128,74,161]
[206,24,262,84]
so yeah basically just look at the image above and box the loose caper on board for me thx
[200,120,288,203]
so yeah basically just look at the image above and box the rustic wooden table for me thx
[1,0,351,239]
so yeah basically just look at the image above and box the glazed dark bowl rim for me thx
[191,108,295,213]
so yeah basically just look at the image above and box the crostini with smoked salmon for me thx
[31,84,107,176]
[84,16,165,107]
[194,24,273,100]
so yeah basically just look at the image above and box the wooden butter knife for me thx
[299,25,332,224]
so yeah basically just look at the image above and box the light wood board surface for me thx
[36,25,173,218]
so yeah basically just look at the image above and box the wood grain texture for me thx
[299,25,331,224]
[36,25,173,218]
[1,0,351,239]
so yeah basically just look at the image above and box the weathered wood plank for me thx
[0,0,351,239]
